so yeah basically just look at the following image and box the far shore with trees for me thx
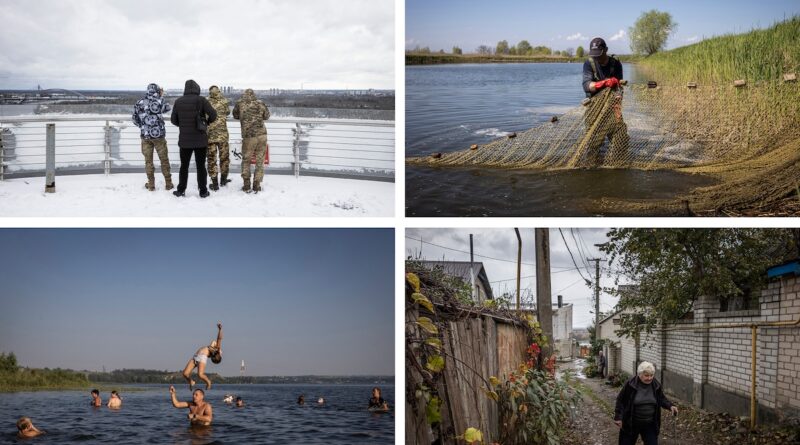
[0,352,392,392]
[407,9,676,66]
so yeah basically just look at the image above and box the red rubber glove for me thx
[594,77,620,90]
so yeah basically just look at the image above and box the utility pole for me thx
[515,228,522,312]
[535,229,553,357]
[469,234,476,301]
[587,258,606,331]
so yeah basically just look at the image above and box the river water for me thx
[405,63,715,216]
[0,384,394,444]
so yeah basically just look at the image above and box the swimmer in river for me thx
[317,397,325,405]
[368,387,389,411]
[16,417,44,438]
[297,394,305,405]
[90,389,102,407]
[235,396,244,407]
[182,322,223,390]
[169,385,213,426]
[108,390,122,409]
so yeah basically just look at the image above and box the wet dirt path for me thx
[558,359,798,445]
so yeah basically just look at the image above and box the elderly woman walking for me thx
[614,361,679,445]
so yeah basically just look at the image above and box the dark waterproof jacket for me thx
[582,56,624,97]
[614,376,673,435]
[170,80,218,148]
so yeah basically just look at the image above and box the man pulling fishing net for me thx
[581,37,630,168]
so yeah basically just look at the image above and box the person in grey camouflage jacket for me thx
[132,83,173,191]
[232,88,270,193]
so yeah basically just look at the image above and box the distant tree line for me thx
[0,352,89,392]
[408,41,588,58]
[86,369,224,384]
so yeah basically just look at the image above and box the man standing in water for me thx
[170,386,213,426]
[90,389,102,407]
[582,37,630,167]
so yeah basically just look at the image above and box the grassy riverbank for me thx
[1,369,90,392]
[637,17,800,216]
[406,52,641,65]
[639,16,799,84]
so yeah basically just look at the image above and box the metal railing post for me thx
[45,123,55,193]
[104,120,111,176]
[0,125,4,182]
[293,122,301,178]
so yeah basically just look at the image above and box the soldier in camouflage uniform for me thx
[132,83,173,191]
[232,88,270,193]
[206,86,231,191]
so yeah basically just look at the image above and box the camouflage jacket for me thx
[132,83,170,139]
[207,89,231,143]
[233,89,270,138]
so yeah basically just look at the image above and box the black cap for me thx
[589,37,607,57]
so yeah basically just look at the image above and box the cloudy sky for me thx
[0,0,394,90]
[0,229,394,376]
[407,0,799,55]
[406,228,628,329]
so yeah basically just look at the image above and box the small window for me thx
[612,318,620,325]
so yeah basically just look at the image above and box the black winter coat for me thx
[614,376,673,435]
[170,80,218,148]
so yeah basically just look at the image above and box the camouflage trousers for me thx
[207,140,230,177]
[241,134,268,183]
[583,97,630,168]
[141,138,171,180]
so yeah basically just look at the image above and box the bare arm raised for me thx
[215,323,223,350]
[169,386,189,408]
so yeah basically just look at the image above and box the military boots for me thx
[253,181,261,193]
[165,176,174,190]
[210,176,219,191]
[242,178,251,193]
[221,174,231,187]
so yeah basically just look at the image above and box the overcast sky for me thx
[0,229,394,376]
[406,228,628,329]
[0,0,394,90]
[407,0,799,54]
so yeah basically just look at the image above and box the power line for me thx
[558,229,592,285]
[488,267,583,284]
[406,235,575,270]
[553,277,586,295]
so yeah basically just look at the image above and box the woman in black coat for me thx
[170,79,217,197]
[614,361,679,445]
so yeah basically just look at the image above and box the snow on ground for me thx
[0,173,393,217]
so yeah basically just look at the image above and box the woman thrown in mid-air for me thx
[182,323,223,390]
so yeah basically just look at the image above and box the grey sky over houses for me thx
[0,0,394,90]
[406,228,629,329]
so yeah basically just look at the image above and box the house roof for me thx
[767,258,800,278]
[598,309,623,326]
[419,260,494,300]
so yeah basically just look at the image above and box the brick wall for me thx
[601,275,800,422]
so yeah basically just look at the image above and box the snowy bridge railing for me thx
[0,115,395,182]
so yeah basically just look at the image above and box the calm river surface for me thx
[0,384,394,444]
[405,63,714,216]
